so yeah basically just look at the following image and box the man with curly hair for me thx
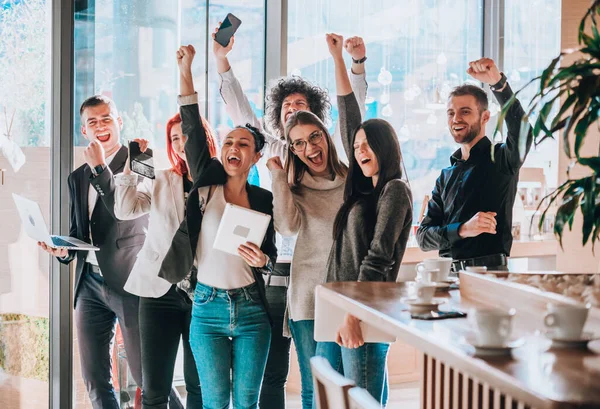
[212,28,368,409]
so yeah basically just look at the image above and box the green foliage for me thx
[0,314,49,381]
[495,0,600,249]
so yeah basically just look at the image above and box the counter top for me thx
[316,277,600,409]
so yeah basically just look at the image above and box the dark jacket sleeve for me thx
[337,92,362,159]
[90,167,119,220]
[256,190,278,275]
[180,98,213,183]
[359,180,412,282]
[416,173,462,251]
[58,175,77,265]
[493,83,534,174]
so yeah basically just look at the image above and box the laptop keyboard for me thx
[51,237,73,248]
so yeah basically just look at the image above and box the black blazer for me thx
[59,145,148,306]
[159,98,277,319]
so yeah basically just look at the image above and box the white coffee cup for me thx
[465,266,488,273]
[543,303,590,339]
[415,282,437,303]
[420,268,444,283]
[416,257,453,281]
[469,308,515,346]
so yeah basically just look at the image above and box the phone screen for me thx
[129,141,155,179]
[214,13,242,47]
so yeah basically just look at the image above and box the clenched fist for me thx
[266,156,284,171]
[467,58,502,85]
[326,33,344,60]
[177,45,196,73]
[459,211,497,238]
[84,140,106,169]
[344,36,366,61]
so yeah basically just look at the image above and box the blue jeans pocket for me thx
[193,288,214,307]
[245,286,262,304]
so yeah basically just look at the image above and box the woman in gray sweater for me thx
[265,35,368,409]
[316,35,413,406]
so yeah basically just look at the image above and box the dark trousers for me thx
[260,263,292,409]
[139,285,202,409]
[75,266,142,409]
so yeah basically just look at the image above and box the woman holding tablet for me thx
[165,44,277,409]
[114,113,217,409]
[316,34,413,405]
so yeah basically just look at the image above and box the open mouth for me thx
[97,132,110,142]
[307,151,324,166]
[227,154,241,167]
[452,125,467,133]
[360,157,371,165]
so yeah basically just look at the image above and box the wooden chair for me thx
[348,387,382,409]
[310,356,355,409]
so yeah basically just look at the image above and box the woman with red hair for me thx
[113,112,217,409]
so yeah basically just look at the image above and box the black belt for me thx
[452,253,507,272]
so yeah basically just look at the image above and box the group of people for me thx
[38,26,532,409]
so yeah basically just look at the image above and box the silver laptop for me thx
[12,193,99,251]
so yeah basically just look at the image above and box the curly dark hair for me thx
[265,76,331,138]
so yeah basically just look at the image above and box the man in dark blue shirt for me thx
[417,58,533,271]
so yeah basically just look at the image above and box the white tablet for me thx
[213,203,271,256]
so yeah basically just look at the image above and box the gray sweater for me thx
[326,94,413,283]
[326,180,413,282]
[270,93,361,325]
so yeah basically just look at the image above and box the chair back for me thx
[348,387,382,409]
[310,356,355,409]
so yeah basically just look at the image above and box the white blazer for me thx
[114,169,185,298]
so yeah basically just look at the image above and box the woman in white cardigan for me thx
[114,113,217,409]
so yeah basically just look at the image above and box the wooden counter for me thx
[316,273,600,409]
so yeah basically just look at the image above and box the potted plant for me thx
[497,0,600,248]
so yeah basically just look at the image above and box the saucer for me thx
[544,331,597,348]
[441,277,459,284]
[403,297,446,311]
[465,336,525,356]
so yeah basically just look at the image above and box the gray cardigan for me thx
[325,95,413,283]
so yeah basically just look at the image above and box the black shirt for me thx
[416,84,533,260]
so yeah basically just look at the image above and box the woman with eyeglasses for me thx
[315,34,413,406]
[265,35,368,409]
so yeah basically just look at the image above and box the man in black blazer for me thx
[39,95,147,409]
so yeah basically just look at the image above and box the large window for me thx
[0,0,51,408]
[288,0,484,222]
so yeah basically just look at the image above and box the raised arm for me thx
[327,33,362,159]
[360,180,413,282]
[177,45,213,182]
[466,58,533,173]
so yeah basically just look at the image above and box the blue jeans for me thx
[288,320,317,409]
[315,342,390,405]
[189,282,271,409]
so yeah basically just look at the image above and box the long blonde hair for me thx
[283,110,347,190]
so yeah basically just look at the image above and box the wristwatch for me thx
[263,254,273,271]
[490,72,508,92]
[91,164,106,177]
[352,56,367,64]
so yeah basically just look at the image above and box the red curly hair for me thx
[166,112,217,176]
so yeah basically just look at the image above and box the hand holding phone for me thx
[129,140,155,179]
[214,13,242,48]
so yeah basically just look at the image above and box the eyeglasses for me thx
[290,131,324,153]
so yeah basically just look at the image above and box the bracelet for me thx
[352,56,367,64]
